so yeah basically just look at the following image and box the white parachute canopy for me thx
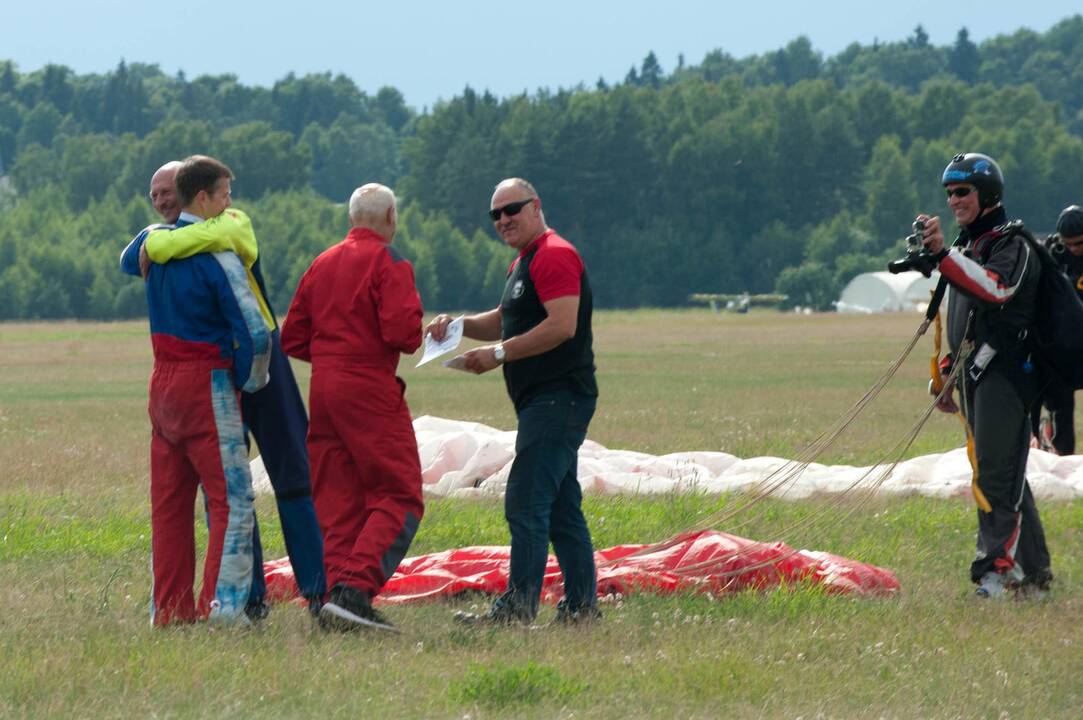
[250,415,1083,502]
[836,271,939,314]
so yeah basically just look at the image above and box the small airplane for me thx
[687,292,788,313]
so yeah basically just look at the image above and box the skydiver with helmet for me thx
[916,152,1053,600]
[1031,204,1083,455]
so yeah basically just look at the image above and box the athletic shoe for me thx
[319,583,397,633]
[1014,579,1052,602]
[453,600,533,627]
[551,598,603,626]
[306,594,323,619]
[974,572,1007,599]
[244,600,270,624]
[207,600,254,628]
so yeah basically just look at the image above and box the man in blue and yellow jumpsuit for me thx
[123,159,327,615]
[122,155,270,625]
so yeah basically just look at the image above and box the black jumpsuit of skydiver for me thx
[941,206,1053,589]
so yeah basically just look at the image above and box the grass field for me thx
[2,311,1081,719]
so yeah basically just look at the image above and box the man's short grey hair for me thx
[494,177,538,198]
[348,183,397,224]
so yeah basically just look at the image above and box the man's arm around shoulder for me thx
[120,224,171,277]
[146,209,259,267]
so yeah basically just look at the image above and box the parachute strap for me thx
[930,299,943,393]
[958,383,985,511]
[929,302,986,511]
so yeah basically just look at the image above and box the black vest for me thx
[500,241,597,410]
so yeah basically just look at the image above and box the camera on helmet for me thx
[887,219,938,277]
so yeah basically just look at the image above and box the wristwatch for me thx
[493,344,506,363]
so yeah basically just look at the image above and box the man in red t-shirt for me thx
[426,178,600,625]
[281,183,424,632]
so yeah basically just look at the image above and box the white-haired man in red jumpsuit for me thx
[281,183,424,632]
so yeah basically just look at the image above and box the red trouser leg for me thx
[149,426,199,625]
[309,370,424,597]
[189,369,255,620]
[192,427,235,619]
[308,428,366,592]
[150,364,254,622]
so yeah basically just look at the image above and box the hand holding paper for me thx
[416,316,464,367]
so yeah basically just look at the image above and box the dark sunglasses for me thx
[489,198,534,222]
[945,187,973,199]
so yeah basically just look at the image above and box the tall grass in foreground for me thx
[2,313,1081,718]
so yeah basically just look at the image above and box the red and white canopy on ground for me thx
[265,528,900,605]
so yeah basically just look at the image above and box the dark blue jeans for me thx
[498,389,597,620]
[242,331,326,602]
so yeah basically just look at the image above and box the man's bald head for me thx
[490,177,546,250]
[149,161,183,223]
[348,183,398,241]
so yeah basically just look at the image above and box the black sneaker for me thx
[244,600,270,624]
[552,598,603,626]
[453,601,533,627]
[306,594,323,619]
[319,584,397,633]
[1014,577,1052,602]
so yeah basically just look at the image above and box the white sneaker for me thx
[975,572,1007,599]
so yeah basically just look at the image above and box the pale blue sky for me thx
[7,1,1080,109]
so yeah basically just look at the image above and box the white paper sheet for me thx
[416,316,464,367]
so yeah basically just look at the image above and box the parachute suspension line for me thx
[600,318,934,568]
[692,318,931,531]
[673,350,973,580]
[614,287,961,577]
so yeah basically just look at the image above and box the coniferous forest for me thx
[2,18,1083,318]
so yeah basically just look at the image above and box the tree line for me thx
[1,16,1082,318]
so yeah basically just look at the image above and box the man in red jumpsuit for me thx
[281,183,424,632]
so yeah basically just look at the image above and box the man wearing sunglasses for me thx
[1031,205,1083,455]
[917,152,1052,601]
[425,178,600,626]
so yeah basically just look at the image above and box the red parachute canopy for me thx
[265,529,899,604]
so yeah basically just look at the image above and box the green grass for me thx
[2,312,1082,718]
[451,661,587,708]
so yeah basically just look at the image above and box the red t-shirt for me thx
[509,230,583,303]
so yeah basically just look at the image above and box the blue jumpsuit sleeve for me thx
[120,224,172,277]
[212,252,271,392]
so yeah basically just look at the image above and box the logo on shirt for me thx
[511,280,525,299]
